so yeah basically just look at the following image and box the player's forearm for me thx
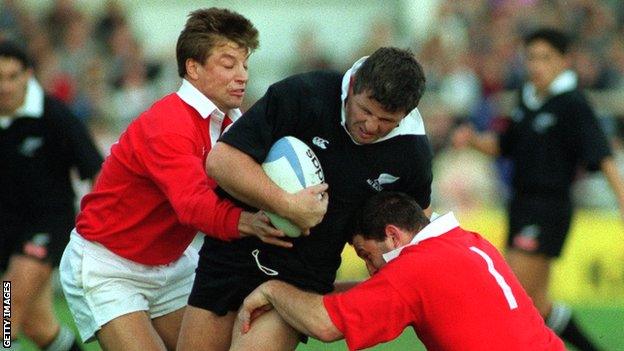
[600,157,624,209]
[206,142,290,216]
[263,281,343,342]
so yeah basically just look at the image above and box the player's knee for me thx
[21,313,57,339]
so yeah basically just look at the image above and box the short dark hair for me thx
[524,27,570,55]
[350,192,430,242]
[0,40,31,69]
[176,8,259,77]
[352,47,426,114]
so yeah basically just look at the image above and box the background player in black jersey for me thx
[177,47,433,351]
[0,40,102,351]
[452,28,624,351]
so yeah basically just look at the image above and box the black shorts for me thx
[0,210,74,271]
[188,237,334,316]
[507,195,573,258]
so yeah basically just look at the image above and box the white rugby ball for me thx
[262,136,325,237]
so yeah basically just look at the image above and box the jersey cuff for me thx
[222,206,244,240]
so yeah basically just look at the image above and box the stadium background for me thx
[2,0,623,349]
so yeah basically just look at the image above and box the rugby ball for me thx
[262,136,325,237]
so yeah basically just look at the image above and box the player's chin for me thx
[226,96,244,109]
[354,133,378,144]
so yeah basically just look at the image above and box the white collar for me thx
[382,212,459,263]
[176,79,242,121]
[340,56,426,145]
[15,78,44,118]
[522,70,577,111]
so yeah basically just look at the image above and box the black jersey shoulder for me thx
[267,70,343,114]
[270,70,343,99]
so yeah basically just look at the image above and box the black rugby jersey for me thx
[0,95,102,216]
[204,70,433,289]
[499,72,611,199]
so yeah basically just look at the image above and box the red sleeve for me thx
[142,133,242,240]
[322,272,414,351]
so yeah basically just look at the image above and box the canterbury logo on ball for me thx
[305,149,325,183]
[367,173,400,191]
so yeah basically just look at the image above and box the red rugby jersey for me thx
[76,80,242,265]
[323,213,564,351]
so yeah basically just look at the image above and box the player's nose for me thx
[364,117,379,134]
[366,262,378,276]
[235,65,248,83]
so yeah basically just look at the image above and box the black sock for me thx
[546,302,601,351]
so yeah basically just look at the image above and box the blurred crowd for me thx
[1,0,168,135]
[2,0,624,211]
[282,0,624,211]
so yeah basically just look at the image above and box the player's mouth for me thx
[229,89,245,98]
[358,127,376,141]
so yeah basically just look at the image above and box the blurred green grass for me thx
[14,297,623,350]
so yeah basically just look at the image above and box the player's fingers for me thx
[239,309,251,334]
[257,211,271,223]
[257,222,285,237]
[308,183,329,194]
[250,305,272,321]
[262,236,293,248]
[320,191,329,205]
[264,225,285,237]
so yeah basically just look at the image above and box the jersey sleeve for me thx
[50,99,104,179]
[322,273,414,350]
[141,133,242,240]
[219,79,305,163]
[403,135,433,209]
[571,98,612,171]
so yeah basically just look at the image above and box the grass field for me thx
[14,298,622,350]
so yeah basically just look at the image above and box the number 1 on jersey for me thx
[469,246,518,310]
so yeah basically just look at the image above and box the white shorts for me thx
[59,229,198,343]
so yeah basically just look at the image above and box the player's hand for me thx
[239,211,293,248]
[238,283,274,334]
[451,124,474,149]
[282,183,329,235]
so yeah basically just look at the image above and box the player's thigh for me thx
[60,231,188,344]
[506,249,552,313]
[21,276,59,345]
[230,309,300,351]
[177,306,237,351]
[149,247,198,349]
[97,311,167,351]
[152,306,186,351]
[3,255,53,312]
[3,256,53,338]
[506,249,552,287]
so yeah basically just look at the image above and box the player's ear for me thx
[185,59,200,80]
[24,67,34,79]
[384,225,403,249]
